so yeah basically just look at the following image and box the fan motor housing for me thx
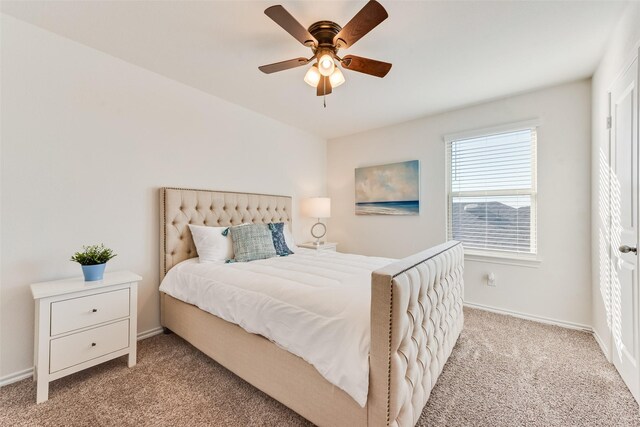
[308,21,342,51]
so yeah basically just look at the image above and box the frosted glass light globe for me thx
[304,65,321,87]
[318,54,335,77]
[329,67,345,88]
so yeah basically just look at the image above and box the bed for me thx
[159,187,464,427]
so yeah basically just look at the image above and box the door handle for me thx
[619,245,637,254]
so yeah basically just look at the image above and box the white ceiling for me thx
[1,0,628,139]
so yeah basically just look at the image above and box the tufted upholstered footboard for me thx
[368,241,464,427]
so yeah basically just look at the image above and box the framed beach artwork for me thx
[355,160,420,215]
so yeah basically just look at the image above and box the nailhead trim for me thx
[162,188,167,277]
[386,279,393,426]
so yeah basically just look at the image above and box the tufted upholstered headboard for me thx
[159,187,292,280]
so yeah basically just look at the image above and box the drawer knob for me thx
[91,342,96,347]
[91,309,98,313]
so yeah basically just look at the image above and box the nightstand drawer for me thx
[49,319,129,373]
[50,288,129,336]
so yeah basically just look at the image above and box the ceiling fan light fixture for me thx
[318,53,335,77]
[329,67,345,88]
[259,1,392,102]
[304,64,322,87]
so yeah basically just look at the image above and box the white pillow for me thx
[283,226,298,251]
[188,224,233,262]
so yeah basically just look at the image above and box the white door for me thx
[610,55,640,403]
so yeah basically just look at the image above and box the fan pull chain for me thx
[323,78,327,108]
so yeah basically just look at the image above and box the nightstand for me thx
[298,242,338,252]
[30,271,141,403]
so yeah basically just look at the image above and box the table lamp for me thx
[301,197,331,246]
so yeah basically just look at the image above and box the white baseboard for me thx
[464,301,592,332]
[0,368,33,387]
[137,326,164,341]
[0,326,165,388]
[593,329,612,362]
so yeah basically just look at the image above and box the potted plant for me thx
[70,244,117,282]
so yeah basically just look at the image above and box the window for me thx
[446,122,537,257]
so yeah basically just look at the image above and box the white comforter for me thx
[159,248,393,406]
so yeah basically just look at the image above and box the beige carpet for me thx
[1,308,638,426]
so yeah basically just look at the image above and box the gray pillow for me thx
[229,223,277,262]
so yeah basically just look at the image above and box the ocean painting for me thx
[355,160,420,216]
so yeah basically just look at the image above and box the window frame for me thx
[444,120,539,261]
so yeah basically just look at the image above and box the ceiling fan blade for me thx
[317,76,332,96]
[258,57,310,74]
[264,5,317,47]
[341,55,392,77]
[334,0,388,49]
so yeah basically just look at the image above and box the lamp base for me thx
[311,220,327,246]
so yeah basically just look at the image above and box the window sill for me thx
[464,251,542,268]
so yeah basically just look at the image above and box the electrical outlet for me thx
[487,272,496,287]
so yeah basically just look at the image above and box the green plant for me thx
[70,244,117,266]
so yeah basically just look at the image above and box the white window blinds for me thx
[446,125,537,256]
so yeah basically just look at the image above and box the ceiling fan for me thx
[258,0,392,100]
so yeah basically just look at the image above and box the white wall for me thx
[591,2,640,358]
[0,15,326,379]
[327,80,592,327]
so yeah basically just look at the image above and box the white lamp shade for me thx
[302,197,331,218]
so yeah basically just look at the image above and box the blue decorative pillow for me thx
[269,223,294,256]
[229,224,277,262]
